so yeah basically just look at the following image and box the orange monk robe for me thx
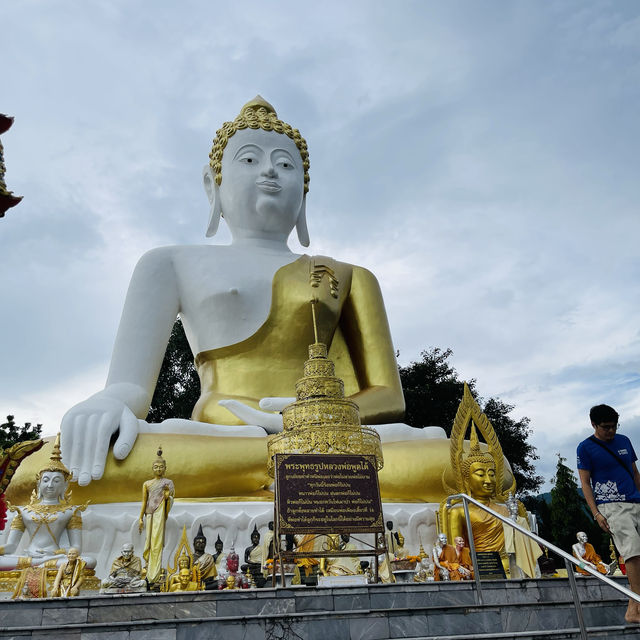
[296,534,320,576]
[574,542,607,576]
[439,544,474,581]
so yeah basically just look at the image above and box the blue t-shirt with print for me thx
[577,433,640,504]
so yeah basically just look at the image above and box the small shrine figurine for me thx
[244,525,265,587]
[413,556,435,583]
[169,568,200,592]
[538,546,557,577]
[432,533,450,581]
[261,521,275,566]
[166,554,193,591]
[573,531,612,575]
[51,548,85,597]
[139,447,174,588]
[438,536,474,581]
[213,534,226,572]
[385,520,405,557]
[100,543,147,593]
[218,546,249,590]
[193,525,217,586]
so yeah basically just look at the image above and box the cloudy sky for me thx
[2,0,639,490]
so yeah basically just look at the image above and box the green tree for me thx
[399,347,542,495]
[0,415,42,450]
[549,454,607,553]
[147,318,200,422]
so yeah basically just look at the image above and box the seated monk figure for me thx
[0,437,95,571]
[101,542,146,592]
[38,95,456,505]
[573,531,611,576]
[169,568,199,592]
[166,554,193,591]
[438,536,473,581]
[320,534,361,577]
[448,430,510,575]
[51,547,85,597]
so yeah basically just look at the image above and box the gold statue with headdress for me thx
[439,384,518,573]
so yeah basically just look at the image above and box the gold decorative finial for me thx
[37,433,71,481]
[209,96,310,193]
[266,336,383,475]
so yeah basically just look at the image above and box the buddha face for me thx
[38,471,67,502]
[194,537,206,553]
[251,532,260,546]
[179,569,190,587]
[152,461,166,478]
[218,128,305,241]
[467,461,497,500]
[178,556,190,570]
[215,541,223,554]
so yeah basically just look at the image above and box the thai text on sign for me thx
[275,454,383,533]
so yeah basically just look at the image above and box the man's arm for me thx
[632,462,640,493]
[578,468,610,533]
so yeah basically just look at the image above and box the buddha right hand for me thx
[61,396,140,485]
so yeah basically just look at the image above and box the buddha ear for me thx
[203,165,221,238]
[295,195,310,247]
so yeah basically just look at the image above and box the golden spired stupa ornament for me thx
[267,269,383,476]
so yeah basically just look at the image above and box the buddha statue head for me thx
[203,96,310,246]
[250,524,260,547]
[397,532,405,548]
[152,447,166,478]
[193,524,207,554]
[36,434,71,503]
[214,535,223,555]
[177,554,191,571]
[461,425,497,503]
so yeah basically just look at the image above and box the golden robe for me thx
[142,477,174,584]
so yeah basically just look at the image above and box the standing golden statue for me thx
[138,447,174,587]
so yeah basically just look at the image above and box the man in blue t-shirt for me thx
[577,404,640,624]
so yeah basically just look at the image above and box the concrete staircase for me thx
[1,577,639,639]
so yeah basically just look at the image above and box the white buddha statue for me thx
[0,437,96,570]
[9,97,448,505]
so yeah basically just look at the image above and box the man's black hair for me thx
[589,404,619,425]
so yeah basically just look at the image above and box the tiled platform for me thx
[0,577,639,639]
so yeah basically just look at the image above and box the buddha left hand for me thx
[218,397,294,434]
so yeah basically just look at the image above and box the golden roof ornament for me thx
[267,299,383,476]
[37,433,71,481]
